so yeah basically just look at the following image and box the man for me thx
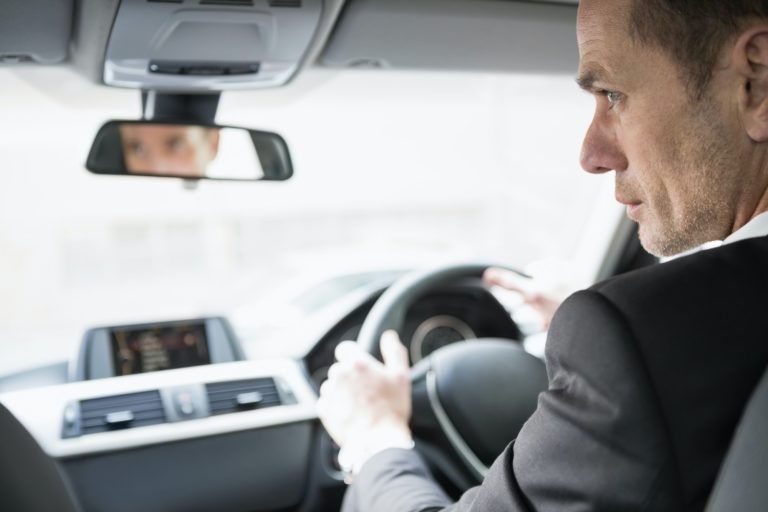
[317,0,768,510]
[119,124,220,178]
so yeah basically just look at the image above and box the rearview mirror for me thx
[86,121,293,181]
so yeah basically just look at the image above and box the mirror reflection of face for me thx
[119,124,220,178]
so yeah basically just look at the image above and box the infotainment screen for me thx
[111,321,211,376]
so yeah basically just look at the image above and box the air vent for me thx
[79,391,166,436]
[206,378,282,416]
[200,0,254,6]
[269,0,302,7]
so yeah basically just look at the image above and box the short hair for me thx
[628,0,768,99]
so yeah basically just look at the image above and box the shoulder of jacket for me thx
[589,237,768,301]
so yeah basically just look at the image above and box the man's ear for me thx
[735,28,768,142]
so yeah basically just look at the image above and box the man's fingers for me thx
[380,330,409,373]
[326,362,341,382]
[335,340,379,368]
[318,378,332,400]
[483,267,536,296]
[335,340,365,362]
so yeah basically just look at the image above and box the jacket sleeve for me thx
[342,290,684,512]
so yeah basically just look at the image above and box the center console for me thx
[0,317,323,512]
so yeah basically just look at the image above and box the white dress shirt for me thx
[723,211,768,245]
[664,211,768,261]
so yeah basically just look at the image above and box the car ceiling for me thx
[1,0,580,92]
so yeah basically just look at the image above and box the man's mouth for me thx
[616,195,643,217]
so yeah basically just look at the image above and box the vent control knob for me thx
[105,410,135,426]
[236,391,263,407]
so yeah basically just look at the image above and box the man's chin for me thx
[635,218,671,257]
[637,222,707,258]
[637,228,665,258]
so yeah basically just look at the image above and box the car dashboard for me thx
[0,275,523,512]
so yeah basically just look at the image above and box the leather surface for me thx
[0,402,81,512]
[706,367,768,512]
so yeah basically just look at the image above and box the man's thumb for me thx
[380,330,409,372]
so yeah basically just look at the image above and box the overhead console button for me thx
[227,63,260,75]
[148,61,260,76]
[184,65,227,76]
[148,62,183,74]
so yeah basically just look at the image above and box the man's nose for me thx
[580,115,628,174]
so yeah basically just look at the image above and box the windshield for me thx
[0,67,617,375]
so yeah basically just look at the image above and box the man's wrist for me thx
[337,423,414,480]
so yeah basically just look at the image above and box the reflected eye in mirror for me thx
[165,134,188,154]
[86,120,293,182]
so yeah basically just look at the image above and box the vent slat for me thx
[208,394,281,403]
[208,391,280,402]
[78,390,166,436]
[207,387,278,398]
[81,401,166,418]
[81,392,161,408]
[209,398,281,409]
[205,378,282,416]
[81,411,166,427]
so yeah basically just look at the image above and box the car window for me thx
[0,67,616,374]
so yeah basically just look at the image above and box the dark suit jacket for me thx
[342,235,768,511]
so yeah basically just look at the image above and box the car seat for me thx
[706,366,768,511]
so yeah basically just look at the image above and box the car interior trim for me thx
[0,359,318,459]
[0,0,73,65]
[320,0,578,73]
[103,0,327,91]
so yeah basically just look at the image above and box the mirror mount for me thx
[181,179,200,191]
[141,90,221,125]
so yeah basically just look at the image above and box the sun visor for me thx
[320,0,578,74]
[104,0,322,91]
[0,0,73,64]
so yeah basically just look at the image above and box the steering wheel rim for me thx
[355,262,546,487]
[356,262,528,359]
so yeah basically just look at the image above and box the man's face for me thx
[119,124,220,178]
[577,0,747,256]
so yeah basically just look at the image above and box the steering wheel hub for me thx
[424,339,547,475]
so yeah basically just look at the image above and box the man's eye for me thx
[128,141,146,157]
[605,90,622,109]
[167,136,186,152]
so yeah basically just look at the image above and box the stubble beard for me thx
[637,100,738,257]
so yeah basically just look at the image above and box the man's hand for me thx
[483,267,564,329]
[317,330,413,474]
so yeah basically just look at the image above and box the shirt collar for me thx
[662,211,768,262]
[723,211,768,245]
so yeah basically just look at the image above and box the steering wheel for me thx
[357,263,548,486]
